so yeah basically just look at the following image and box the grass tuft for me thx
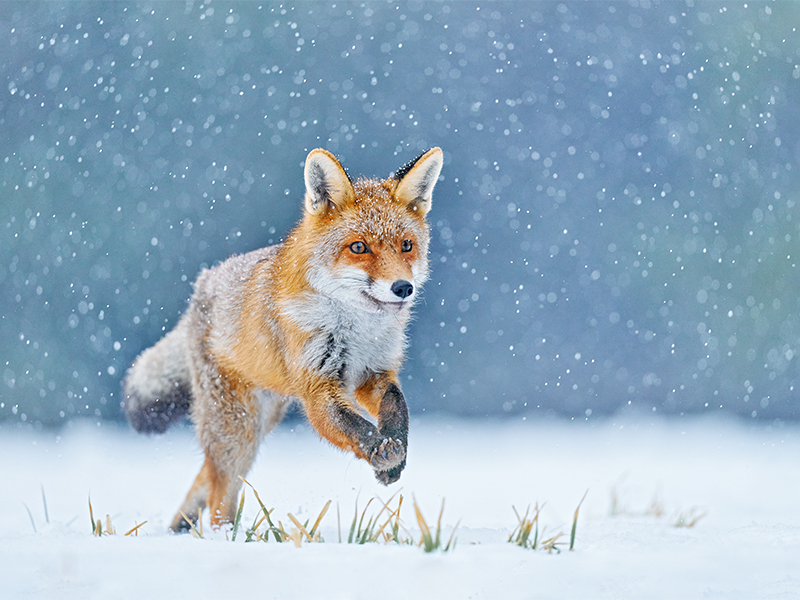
[80,483,461,551]
[78,481,478,556]
[348,496,377,544]
[673,507,705,528]
[89,496,135,537]
[286,500,330,544]
[610,479,705,529]
[509,504,564,553]
[343,491,414,545]
[509,491,588,554]
[239,477,286,542]
[413,496,458,553]
[508,503,542,549]
[238,477,330,544]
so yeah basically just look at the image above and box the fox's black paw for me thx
[374,459,405,485]
[370,437,405,478]
[169,513,195,534]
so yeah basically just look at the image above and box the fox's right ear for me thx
[303,149,355,215]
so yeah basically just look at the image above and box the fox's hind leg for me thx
[169,448,253,532]
[169,456,213,532]
[171,382,260,531]
[170,402,260,532]
[170,366,289,532]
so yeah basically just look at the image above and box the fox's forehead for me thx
[335,178,427,241]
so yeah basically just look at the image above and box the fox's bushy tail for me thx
[123,319,192,433]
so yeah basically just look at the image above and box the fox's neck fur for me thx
[275,219,412,393]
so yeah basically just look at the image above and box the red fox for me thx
[123,147,443,531]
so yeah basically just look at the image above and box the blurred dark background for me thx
[3,1,800,427]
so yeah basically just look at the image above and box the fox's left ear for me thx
[393,147,443,216]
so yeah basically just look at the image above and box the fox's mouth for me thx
[361,292,407,312]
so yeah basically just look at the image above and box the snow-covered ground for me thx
[1,416,799,599]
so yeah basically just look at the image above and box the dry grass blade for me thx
[22,503,37,534]
[287,513,313,543]
[570,489,589,552]
[88,496,95,534]
[88,496,105,536]
[105,514,116,536]
[178,510,204,539]
[231,492,246,542]
[308,500,332,540]
[41,485,49,525]
[413,498,431,547]
[444,518,460,552]
[124,521,147,536]
[540,532,565,554]
[337,502,342,543]
[285,526,303,548]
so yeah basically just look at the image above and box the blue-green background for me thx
[3,1,800,426]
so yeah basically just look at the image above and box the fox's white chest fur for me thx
[283,293,408,391]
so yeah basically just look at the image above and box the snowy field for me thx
[2,416,799,600]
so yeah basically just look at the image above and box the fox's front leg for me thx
[304,379,407,485]
[355,372,409,485]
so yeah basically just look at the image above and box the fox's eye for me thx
[401,240,413,253]
[349,241,370,254]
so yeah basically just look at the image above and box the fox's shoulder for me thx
[189,243,283,357]
[189,243,282,328]
[195,244,280,289]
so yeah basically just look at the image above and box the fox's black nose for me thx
[391,280,414,299]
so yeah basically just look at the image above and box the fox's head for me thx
[296,147,443,314]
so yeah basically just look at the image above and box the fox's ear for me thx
[303,149,355,215]
[393,147,443,216]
